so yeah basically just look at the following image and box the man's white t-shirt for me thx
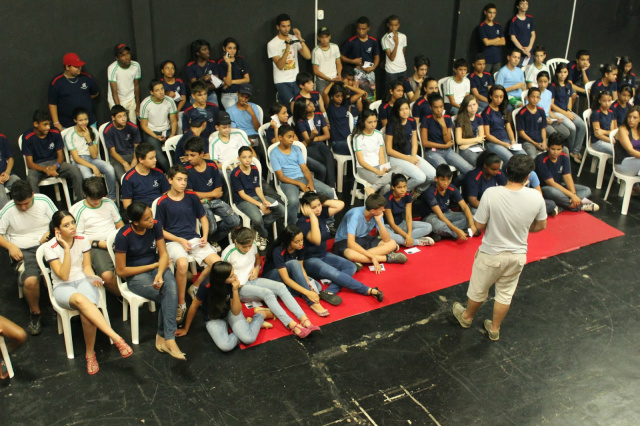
[210,131,252,165]
[267,35,302,84]
[0,194,57,249]
[312,44,341,79]
[221,243,257,285]
[445,77,471,105]
[107,60,142,106]
[354,131,384,168]
[43,235,91,286]
[381,32,408,73]
[71,198,122,241]
[140,96,177,132]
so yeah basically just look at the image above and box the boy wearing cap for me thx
[210,112,256,167]
[182,81,219,143]
[312,27,342,96]
[48,53,99,131]
[107,43,142,123]
[139,79,178,172]
[225,84,261,141]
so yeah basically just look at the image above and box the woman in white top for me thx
[43,211,132,375]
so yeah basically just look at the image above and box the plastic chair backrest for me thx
[583,108,592,146]
[438,77,449,99]
[163,134,182,166]
[369,100,382,113]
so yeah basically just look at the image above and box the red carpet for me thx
[240,212,623,348]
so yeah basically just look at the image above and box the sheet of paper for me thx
[270,114,281,127]
[363,61,374,69]
[267,200,279,207]
[210,74,224,89]
[404,247,421,254]
[84,274,104,284]
[510,143,523,151]
[469,146,484,153]
[307,118,316,131]
[369,263,385,272]
[379,162,391,171]
[244,301,263,309]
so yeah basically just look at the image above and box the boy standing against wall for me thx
[107,44,142,123]
[312,27,342,96]
[341,16,380,102]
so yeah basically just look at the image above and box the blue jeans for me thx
[303,252,369,295]
[389,156,436,192]
[459,147,484,166]
[239,278,306,326]
[0,174,20,209]
[486,143,526,163]
[384,220,433,246]
[542,184,591,211]
[385,71,405,86]
[264,260,322,306]
[127,268,178,340]
[477,101,489,114]
[204,198,241,242]
[591,140,613,155]
[205,311,262,352]
[559,114,587,154]
[307,142,336,187]
[275,82,299,108]
[143,133,171,173]
[279,177,334,225]
[220,93,238,110]
[207,91,219,106]
[236,195,284,238]
[425,211,469,239]
[331,140,350,155]
[424,147,474,176]
[77,155,117,200]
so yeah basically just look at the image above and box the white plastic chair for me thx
[520,89,529,106]
[0,336,14,379]
[331,111,354,193]
[35,245,112,359]
[163,134,182,167]
[267,141,307,224]
[438,77,449,99]
[18,135,72,210]
[577,108,612,189]
[255,104,264,124]
[348,134,380,204]
[584,81,595,111]
[98,122,110,162]
[546,58,569,78]
[106,230,156,344]
[604,129,640,215]
[369,100,382,114]
[494,71,499,81]
[512,107,523,143]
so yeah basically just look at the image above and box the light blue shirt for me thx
[270,145,305,179]
[527,170,541,188]
[334,207,382,242]
[226,103,260,136]
[496,65,525,99]
[537,89,552,116]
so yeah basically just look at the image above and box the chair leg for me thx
[57,312,63,334]
[131,303,140,345]
[149,301,156,313]
[336,161,344,193]
[54,184,62,202]
[604,173,615,200]
[618,180,626,198]
[18,282,23,299]
[99,289,113,344]
[595,160,607,189]
[622,183,633,215]
[60,182,72,210]
[0,336,14,378]
[589,156,598,174]
[61,314,75,359]
[122,298,129,321]
[577,150,588,177]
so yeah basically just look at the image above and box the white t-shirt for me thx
[445,77,471,105]
[312,43,341,79]
[210,131,252,165]
[221,243,257,285]
[474,186,547,255]
[524,63,550,87]
[63,128,98,157]
[140,96,177,132]
[0,194,57,249]
[71,199,122,241]
[267,35,302,84]
[43,235,91,286]
[381,32,408,73]
[107,60,142,106]
[354,131,384,168]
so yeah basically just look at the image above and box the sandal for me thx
[86,353,99,375]
[300,317,321,332]
[160,343,186,361]
[310,303,329,317]
[290,323,311,339]
[114,337,133,358]
[253,307,275,320]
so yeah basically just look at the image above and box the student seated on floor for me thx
[332,193,407,272]
[419,164,477,241]
[517,87,548,159]
[462,151,507,213]
[383,174,434,247]
[103,105,141,182]
[121,142,170,209]
[535,134,599,212]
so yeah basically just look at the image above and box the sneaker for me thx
[176,305,187,324]
[581,203,600,212]
[549,206,559,217]
[188,285,198,301]
[353,262,363,272]
[417,236,435,246]
[484,319,500,341]
[319,291,342,306]
[28,312,42,336]
[211,242,222,253]
[370,287,384,302]
[452,302,472,328]
[429,233,442,242]
[255,235,268,251]
[386,252,408,264]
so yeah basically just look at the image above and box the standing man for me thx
[340,16,380,102]
[267,13,311,107]
[48,53,99,131]
[107,43,142,123]
[452,155,547,341]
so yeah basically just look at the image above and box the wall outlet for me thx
[317,9,324,20]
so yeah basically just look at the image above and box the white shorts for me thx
[166,238,216,267]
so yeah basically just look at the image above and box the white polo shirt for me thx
[354,130,384,168]
[0,194,57,249]
[43,235,91,286]
[107,60,142,106]
[221,243,258,285]
[71,198,122,241]
[140,96,177,132]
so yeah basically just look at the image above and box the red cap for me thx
[63,53,85,67]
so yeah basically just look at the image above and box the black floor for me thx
[2,168,640,426]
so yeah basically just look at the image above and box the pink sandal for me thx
[290,323,311,339]
[114,338,133,358]
[301,318,321,332]
[86,353,99,375]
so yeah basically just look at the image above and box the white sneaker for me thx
[211,242,222,253]
[256,235,268,251]
[188,285,198,301]
[417,236,435,246]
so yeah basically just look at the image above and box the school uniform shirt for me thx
[381,32,408,73]
[412,98,433,121]
[341,36,380,65]
[326,102,351,142]
[195,280,232,321]
[263,245,305,274]
[590,109,616,139]
[139,96,177,132]
[186,160,223,193]
[293,92,321,112]
[230,165,260,204]
[455,115,483,139]
[71,198,122,242]
[312,44,341,80]
[469,72,494,99]
[182,103,219,142]
[222,242,258,285]
[421,115,453,144]
[21,128,63,163]
[496,65,525,99]
[210,131,252,165]
[591,79,618,104]
[185,60,220,91]
[160,78,186,107]
[421,183,463,214]
[550,83,573,111]
[517,106,547,142]
[48,72,99,127]
[509,14,535,48]
[267,35,303,84]
[384,191,411,225]
[43,235,91,286]
[620,73,636,89]
[353,130,384,168]
[297,207,331,258]
[114,220,163,267]
[477,21,504,64]
[0,194,57,249]
[568,61,591,89]
[155,192,204,240]
[385,118,417,156]
[535,151,571,186]
[226,103,261,137]
[612,101,630,127]
[463,167,507,202]
[0,134,13,174]
[103,121,141,156]
[445,77,471,105]
[173,129,199,164]
[270,145,305,179]
[107,60,142,106]
[296,112,327,141]
[403,77,422,96]
[334,206,382,242]
[217,56,251,94]
[63,128,98,157]
[121,167,170,207]
[523,63,549,87]
[482,107,509,143]
[378,102,393,126]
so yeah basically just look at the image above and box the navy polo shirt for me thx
[185,60,219,93]
[160,78,186,107]
[182,103,219,142]
[341,36,379,63]
[384,191,412,224]
[293,92,321,112]
[0,134,13,174]
[217,57,251,94]
[550,83,573,111]
[620,73,636,89]
[568,61,591,89]
[326,102,351,142]
[412,98,432,121]
[263,245,305,274]
[174,129,195,164]
[455,114,483,137]
[154,191,205,240]
[297,207,331,258]
[195,281,232,321]
[469,72,494,99]
[477,22,504,64]
[463,167,507,202]
[121,167,170,207]
[48,72,99,127]
[612,101,630,127]
[103,121,141,156]
[21,128,63,163]
[421,115,453,144]
[509,15,535,47]
[535,152,571,185]
[186,160,222,194]
[378,102,393,125]
[230,165,260,204]
[265,126,277,144]
[517,106,547,142]
[421,183,463,214]
[590,109,615,139]
[482,107,509,143]
[114,221,163,267]
[296,112,327,140]
[386,118,417,155]
[591,79,617,105]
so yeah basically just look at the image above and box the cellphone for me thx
[225,52,230,58]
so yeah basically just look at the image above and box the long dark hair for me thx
[49,211,74,241]
[351,109,378,138]
[456,95,478,139]
[617,55,633,85]
[267,224,303,260]
[389,98,411,152]
[292,97,310,138]
[488,85,509,122]
[383,80,404,104]
[622,105,640,132]
[207,261,233,320]
[475,150,501,169]
[72,107,96,142]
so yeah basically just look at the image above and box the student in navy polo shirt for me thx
[155,164,222,324]
[184,137,240,250]
[378,81,405,129]
[404,55,430,103]
[174,116,207,164]
[509,0,535,66]
[455,95,486,165]
[291,72,324,114]
[616,56,635,97]
[104,104,141,182]
[114,201,183,360]
[181,81,219,143]
[482,85,522,162]
[0,133,20,209]
[568,49,591,100]
[231,146,284,250]
[218,37,252,110]
[420,164,476,241]
[22,109,84,203]
[613,85,633,126]
[121,142,169,209]
[185,39,220,106]
[160,60,187,114]
[462,151,507,212]
[322,80,367,155]
[591,64,619,106]
[340,16,380,102]
[535,134,599,212]
[550,63,587,162]
[383,174,433,247]
[590,91,617,156]
[48,52,99,131]
[411,77,439,127]
[477,4,505,74]
[517,87,547,158]
[469,54,495,112]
